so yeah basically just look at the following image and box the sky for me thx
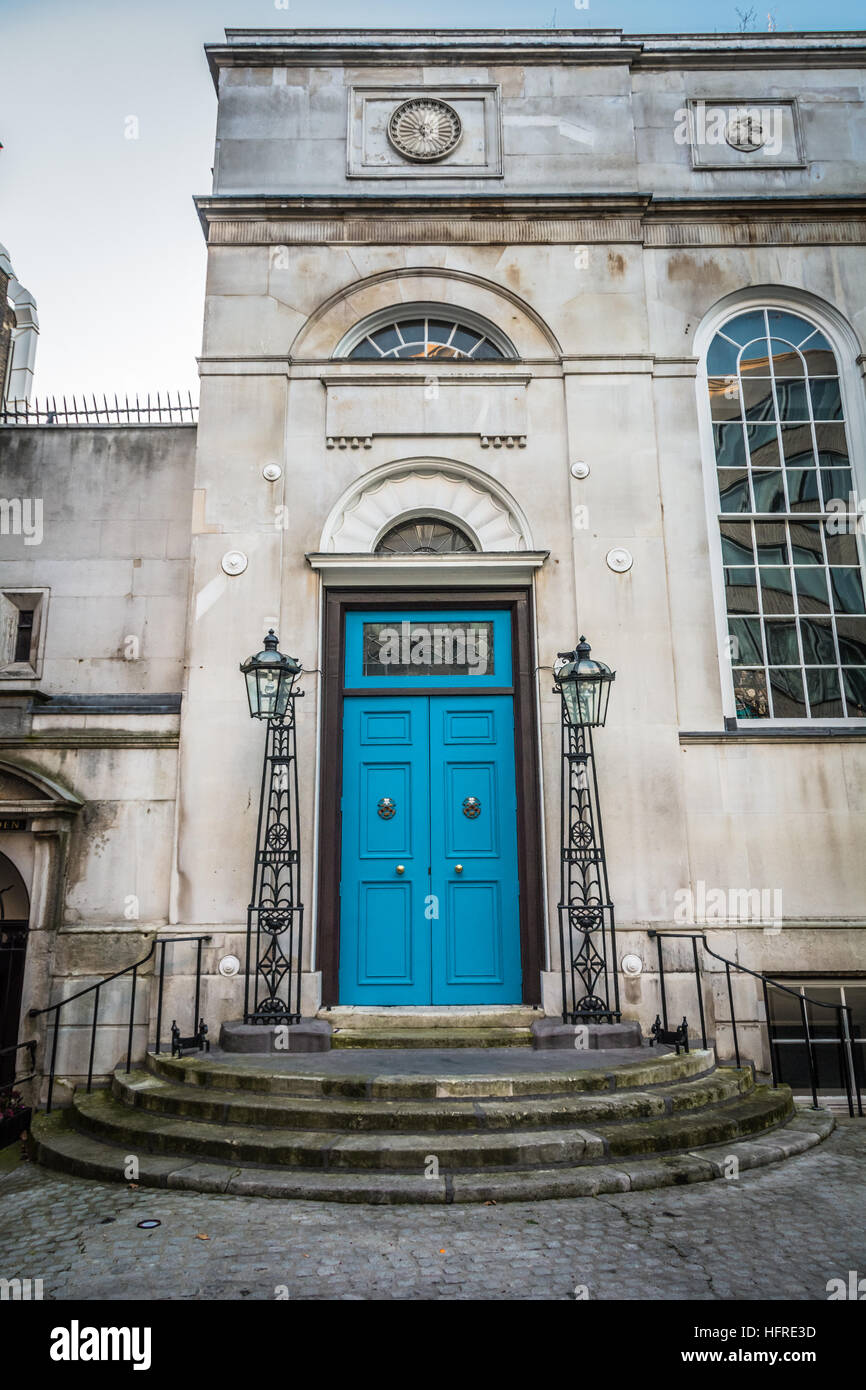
[2,0,864,401]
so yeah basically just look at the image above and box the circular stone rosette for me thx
[387,98,462,162]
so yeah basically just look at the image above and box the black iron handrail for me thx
[649,929,863,1118]
[28,935,211,1112]
[0,1038,38,1091]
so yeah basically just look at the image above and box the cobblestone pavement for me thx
[1,1121,863,1301]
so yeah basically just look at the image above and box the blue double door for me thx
[339,694,522,1004]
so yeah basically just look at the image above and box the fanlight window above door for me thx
[347,316,507,361]
[376,517,477,555]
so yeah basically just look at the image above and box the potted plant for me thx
[0,1090,31,1148]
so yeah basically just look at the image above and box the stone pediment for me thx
[0,760,82,818]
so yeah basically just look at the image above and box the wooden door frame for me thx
[316,586,545,1005]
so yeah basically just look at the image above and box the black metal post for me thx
[656,932,669,1032]
[556,704,619,1025]
[155,941,166,1055]
[87,985,100,1094]
[800,993,820,1109]
[763,979,781,1089]
[126,965,137,1073]
[725,962,741,1068]
[245,698,305,1025]
[692,935,707,1050]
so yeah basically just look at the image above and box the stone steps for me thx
[30,1043,834,1202]
[147,1045,714,1100]
[110,1066,752,1133]
[322,1006,538,1050]
[330,1027,534,1049]
[32,1107,834,1204]
[52,1077,790,1171]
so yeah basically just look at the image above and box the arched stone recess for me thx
[320,459,534,554]
[291,267,561,362]
[0,759,82,1064]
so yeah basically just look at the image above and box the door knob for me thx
[455,864,463,874]
[396,864,405,875]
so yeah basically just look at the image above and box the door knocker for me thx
[377,797,397,820]
[462,797,482,819]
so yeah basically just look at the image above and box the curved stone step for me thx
[331,1028,533,1049]
[31,1107,835,1203]
[111,1066,753,1134]
[69,1084,790,1172]
[146,1046,716,1101]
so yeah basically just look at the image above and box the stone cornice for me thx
[196,194,866,248]
[205,30,866,90]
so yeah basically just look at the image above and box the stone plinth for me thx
[219,1019,331,1054]
[531,1020,643,1051]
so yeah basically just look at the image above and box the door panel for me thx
[430,696,522,1004]
[339,698,430,1004]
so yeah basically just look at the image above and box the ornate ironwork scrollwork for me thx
[245,699,305,1025]
[556,706,620,1026]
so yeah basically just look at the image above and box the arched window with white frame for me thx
[701,302,866,722]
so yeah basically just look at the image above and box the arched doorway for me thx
[0,852,29,1088]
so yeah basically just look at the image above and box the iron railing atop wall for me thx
[1,392,198,426]
[27,935,212,1113]
[649,929,863,1118]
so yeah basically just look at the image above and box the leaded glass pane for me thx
[843,669,866,717]
[725,311,768,345]
[349,318,505,362]
[718,472,752,513]
[733,669,770,718]
[806,669,844,718]
[830,569,866,614]
[775,380,811,421]
[751,472,786,513]
[809,378,844,421]
[770,668,807,717]
[376,518,476,555]
[760,569,795,615]
[714,423,748,468]
[825,531,860,565]
[768,340,805,377]
[725,568,759,614]
[837,619,866,665]
[709,379,742,420]
[729,617,764,664]
[707,335,739,376]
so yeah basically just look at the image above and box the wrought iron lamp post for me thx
[240,631,304,1025]
[554,636,620,1025]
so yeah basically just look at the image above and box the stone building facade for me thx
[1,29,865,1090]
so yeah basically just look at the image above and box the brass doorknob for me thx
[396,864,405,875]
[455,864,463,874]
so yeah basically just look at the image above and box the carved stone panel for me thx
[348,85,502,179]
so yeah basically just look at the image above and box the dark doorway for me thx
[0,852,30,1089]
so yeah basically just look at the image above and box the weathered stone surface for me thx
[220,1019,332,1053]
[532,1020,643,1050]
